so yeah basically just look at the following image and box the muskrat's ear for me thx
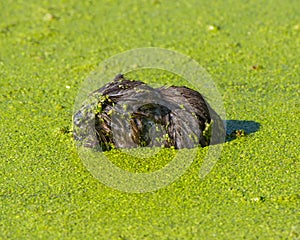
[114,73,125,81]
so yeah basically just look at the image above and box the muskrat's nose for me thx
[73,110,83,127]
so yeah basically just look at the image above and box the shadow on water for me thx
[224,120,261,142]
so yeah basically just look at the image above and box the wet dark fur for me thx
[73,74,225,150]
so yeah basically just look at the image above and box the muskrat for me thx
[73,74,225,151]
